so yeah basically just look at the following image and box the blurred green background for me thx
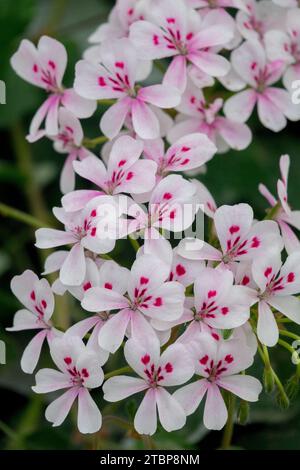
[1,0,300,450]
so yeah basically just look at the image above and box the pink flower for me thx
[130,0,233,92]
[35,196,120,286]
[259,154,300,253]
[7,270,59,374]
[174,332,262,430]
[186,0,246,8]
[10,36,96,141]
[62,135,157,212]
[168,267,252,338]
[224,39,295,132]
[236,0,283,41]
[249,251,300,346]
[103,337,194,434]
[121,174,199,239]
[178,203,283,267]
[191,179,217,218]
[32,335,103,434]
[81,253,185,353]
[74,38,180,139]
[265,8,300,91]
[48,108,94,194]
[168,81,252,152]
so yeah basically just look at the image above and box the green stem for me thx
[264,202,281,220]
[0,202,49,228]
[83,135,108,149]
[0,420,18,442]
[220,394,235,450]
[104,365,132,380]
[279,330,300,341]
[97,99,116,106]
[278,338,296,354]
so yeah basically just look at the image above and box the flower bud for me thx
[263,366,275,393]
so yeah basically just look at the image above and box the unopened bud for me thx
[263,367,275,393]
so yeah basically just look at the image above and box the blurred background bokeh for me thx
[1,0,300,450]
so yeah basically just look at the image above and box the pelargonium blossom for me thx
[236,0,283,41]
[10,36,96,141]
[224,39,298,132]
[103,337,194,435]
[32,335,103,434]
[74,38,180,139]
[130,0,234,92]
[7,270,59,374]
[174,332,262,430]
[81,253,185,353]
[168,81,252,152]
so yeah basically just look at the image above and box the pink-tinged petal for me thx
[45,388,79,427]
[163,56,187,94]
[73,155,107,189]
[10,269,38,309]
[103,376,148,401]
[257,301,278,347]
[134,388,157,436]
[7,309,43,331]
[258,183,277,207]
[77,388,102,434]
[130,100,158,140]
[45,95,60,135]
[269,296,300,324]
[98,261,129,295]
[257,93,287,132]
[284,210,300,231]
[35,227,76,249]
[218,374,262,401]
[167,119,200,143]
[49,336,86,373]
[216,117,252,151]
[189,51,230,77]
[203,383,227,430]
[191,180,217,218]
[143,138,165,164]
[28,96,53,139]
[194,267,233,308]
[60,243,86,286]
[82,287,128,312]
[156,387,186,432]
[141,281,185,321]
[11,39,42,87]
[241,219,283,262]
[66,316,100,339]
[60,152,77,194]
[43,251,68,275]
[124,337,160,379]
[21,330,48,373]
[32,368,71,393]
[98,309,131,353]
[61,88,96,118]
[165,133,216,172]
[129,253,170,297]
[38,36,67,87]
[278,220,300,255]
[138,84,181,108]
[129,20,177,60]
[279,153,290,188]
[74,60,125,100]
[214,203,253,254]
[224,89,257,123]
[117,159,157,195]
[231,39,266,87]
[159,343,194,386]
[265,30,293,64]
[100,98,132,139]
[76,351,104,389]
[276,251,300,295]
[177,238,221,261]
[191,25,233,50]
[251,251,282,292]
[173,379,209,416]
[62,190,103,212]
[109,135,143,170]
[129,312,159,349]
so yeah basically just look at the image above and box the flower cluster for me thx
[8,0,300,437]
